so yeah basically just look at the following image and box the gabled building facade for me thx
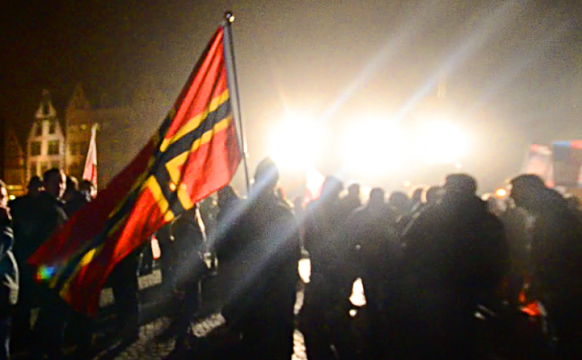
[27,90,65,179]
[24,81,169,189]
[65,83,94,179]
[64,83,134,187]
[4,129,26,197]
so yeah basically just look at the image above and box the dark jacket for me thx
[304,198,358,297]
[527,189,582,307]
[0,218,18,311]
[64,190,91,217]
[29,192,68,258]
[223,194,301,322]
[403,194,509,295]
[348,203,401,310]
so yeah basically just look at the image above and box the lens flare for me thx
[36,265,56,282]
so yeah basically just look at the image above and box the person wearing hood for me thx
[401,173,509,360]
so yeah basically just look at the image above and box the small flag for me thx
[304,166,325,204]
[29,26,241,315]
[82,124,98,186]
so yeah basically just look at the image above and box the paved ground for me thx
[89,317,308,360]
[90,269,310,360]
[17,260,363,359]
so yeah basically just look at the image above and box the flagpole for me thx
[223,11,251,195]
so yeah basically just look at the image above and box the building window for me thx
[29,162,37,177]
[50,161,60,169]
[35,122,43,136]
[48,140,60,155]
[40,162,49,175]
[49,120,56,134]
[31,142,41,156]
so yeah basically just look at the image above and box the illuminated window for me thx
[31,142,41,156]
[48,140,60,155]
[35,122,43,136]
[29,162,37,177]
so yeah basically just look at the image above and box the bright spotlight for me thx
[268,116,324,170]
[495,188,508,198]
[416,121,468,164]
[342,120,405,175]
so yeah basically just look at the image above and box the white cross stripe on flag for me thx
[83,123,98,186]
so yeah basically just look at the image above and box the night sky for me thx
[2,0,582,191]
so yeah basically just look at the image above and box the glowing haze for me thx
[2,0,582,192]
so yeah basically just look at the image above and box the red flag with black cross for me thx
[29,22,242,315]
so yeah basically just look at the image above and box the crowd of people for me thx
[2,158,582,360]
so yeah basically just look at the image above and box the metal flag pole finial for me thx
[224,11,235,23]
[222,11,251,195]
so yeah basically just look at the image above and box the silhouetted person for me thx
[424,185,443,206]
[0,180,18,360]
[222,158,300,360]
[348,187,401,359]
[79,179,97,200]
[62,177,93,355]
[388,191,411,221]
[206,186,247,320]
[213,185,244,265]
[156,223,175,287]
[31,168,69,359]
[410,186,425,212]
[499,201,530,309]
[8,176,42,347]
[399,185,442,234]
[402,174,509,360]
[510,174,582,360]
[199,196,218,240]
[164,206,207,349]
[565,194,582,223]
[340,183,362,215]
[109,249,141,344]
[302,176,358,360]
[63,176,91,217]
[8,176,43,222]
